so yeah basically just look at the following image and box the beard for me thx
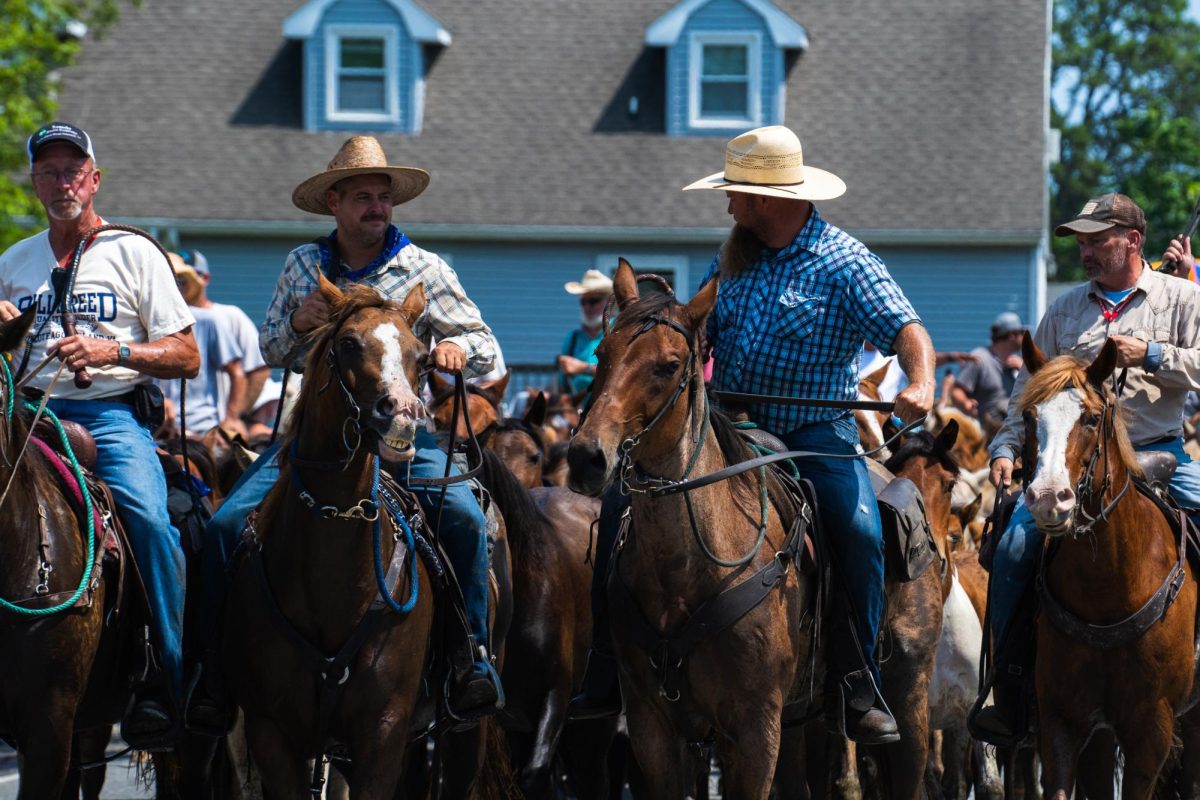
[46,198,83,221]
[718,223,765,277]
[580,310,603,327]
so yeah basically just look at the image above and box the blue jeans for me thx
[783,415,886,688]
[990,437,1200,643]
[203,428,491,650]
[47,398,186,699]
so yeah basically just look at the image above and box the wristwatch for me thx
[116,344,131,366]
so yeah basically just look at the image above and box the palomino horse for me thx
[1020,336,1200,799]
[568,262,813,798]
[222,278,441,797]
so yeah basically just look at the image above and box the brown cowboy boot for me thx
[827,667,900,745]
[567,649,621,720]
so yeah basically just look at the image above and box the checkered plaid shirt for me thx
[705,207,920,435]
[260,235,497,376]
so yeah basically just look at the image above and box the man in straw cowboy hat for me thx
[571,126,935,744]
[557,268,613,397]
[198,136,504,727]
[0,122,201,749]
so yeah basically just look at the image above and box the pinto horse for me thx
[568,261,814,798]
[1020,336,1200,799]
[221,278,439,798]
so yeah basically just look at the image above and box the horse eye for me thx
[338,337,360,353]
[654,360,681,378]
[1083,413,1101,429]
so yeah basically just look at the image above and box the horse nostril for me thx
[1057,487,1075,504]
[375,395,398,417]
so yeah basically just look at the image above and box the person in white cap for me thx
[557,268,614,397]
[570,126,935,746]
[948,311,1025,435]
[0,122,201,749]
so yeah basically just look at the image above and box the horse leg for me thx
[925,729,946,800]
[935,727,964,800]
[559,719,618,800]
[1037,711,1084,800]
[970,737,1003,800]
[622,697,691,798]
[75,725,111,800]
[828,734,861,800]
[241,713,310,799]
[717,714,781,800]
[17,713,75,800]
[1075,728,1115,800]
[519,674,571,798]
[1117,703,1177,800]
[773,725,809,800]
[1177,704,1200,799]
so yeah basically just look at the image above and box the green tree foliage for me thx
[0,1,132,251]
[1052,0,1200,279]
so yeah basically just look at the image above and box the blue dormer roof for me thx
[282,0,449,134]
[283,0,451,45]
[645,0,807,49]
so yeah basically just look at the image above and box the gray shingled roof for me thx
[57,0,1048,236]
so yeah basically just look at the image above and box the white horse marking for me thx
[1026,389,1084,524]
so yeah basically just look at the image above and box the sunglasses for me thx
[580,296,606,307]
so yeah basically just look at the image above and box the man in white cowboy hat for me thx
[570,126,935,745]
[0,122,201,749]
[557,268,614,397]
[198,136,504,728]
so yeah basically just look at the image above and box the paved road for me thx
[0,736,153,799]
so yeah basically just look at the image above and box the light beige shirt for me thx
[991,264,1200,460]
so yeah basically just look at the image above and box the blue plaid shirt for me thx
[705,207,920,435]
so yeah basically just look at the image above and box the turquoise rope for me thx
[0,400,97,616]
[733,420,800,479]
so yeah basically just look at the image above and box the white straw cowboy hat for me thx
[292,136,430,215]
[683,125,846,201]
[564,269,614,295]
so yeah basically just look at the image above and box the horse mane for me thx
[707,405,799,529]
[1018,355,1140,475]
[608,292,680,334]
[477,447,551,564]
[884,430,960,476]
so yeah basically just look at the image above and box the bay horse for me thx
[1019,335,1200,799]
[222,277,447,797]
[567,261,813,798]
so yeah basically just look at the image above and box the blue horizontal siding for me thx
[179,234,1034,391]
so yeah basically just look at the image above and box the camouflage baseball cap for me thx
[1054,192,1146,237]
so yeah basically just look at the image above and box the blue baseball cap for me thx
[181,249,210,277]
[27,122,96,166]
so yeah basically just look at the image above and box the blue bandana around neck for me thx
[317,225,411,282]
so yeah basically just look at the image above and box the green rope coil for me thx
[0,354,97,616]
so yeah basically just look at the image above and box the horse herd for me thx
[0,259,1197,799]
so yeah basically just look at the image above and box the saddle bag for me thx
[877,476,936,582]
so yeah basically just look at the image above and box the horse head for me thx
[567,258,717,497]
[293,274,428,463]
[885,419,963,558]
[486,392,548,489]
[428,370,506,442]
[1017,332,1138,535]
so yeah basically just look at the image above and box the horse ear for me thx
[1086,338,1119,389]
[491,370,511,401]
[613,259,638,309]
[682,277,718,330]
[316,271,343,305]
[1021,330,1047,375]
[400,282,426,326]
[525,391,548,427]
[861,362,889,396]
[428,370,451,396]
[0,304,37,355]
[935,418,960,451]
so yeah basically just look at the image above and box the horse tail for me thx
[473,717,521,800]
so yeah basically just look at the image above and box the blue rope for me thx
[371,458,419,615]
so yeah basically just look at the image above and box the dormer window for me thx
[326,26,398,123]
[690,33,761,129]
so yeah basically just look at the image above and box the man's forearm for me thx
[893,322,935,388]
[224,362,247,424]
[127,330,200,379]
[242,366,270,416]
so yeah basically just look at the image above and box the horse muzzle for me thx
[566,438,615,497]
[1025,485,1076,535]
[371,415,421,463]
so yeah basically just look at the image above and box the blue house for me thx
[54,0,1052,384]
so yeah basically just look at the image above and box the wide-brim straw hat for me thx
[683,125,846,201]
[564,269,614,295]
[292,136,430,215]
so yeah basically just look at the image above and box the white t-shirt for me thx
[209,301,267,415]
[159,305,241,432]
[0,229,194,399]
[857,347,908,402]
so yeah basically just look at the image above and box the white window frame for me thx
[324,24,400,124]
[595,254,691,299]
[687,31,762,131]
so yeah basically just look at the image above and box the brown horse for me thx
[1019,336,1200,799]
[567,262,813,798]
[222,278,440,798]
[429,369,507,441]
